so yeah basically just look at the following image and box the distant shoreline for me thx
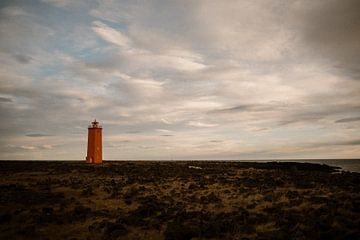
[1,159,359,172]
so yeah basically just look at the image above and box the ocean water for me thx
[261,159,360,173]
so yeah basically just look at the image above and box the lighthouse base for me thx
[86,156,102,164]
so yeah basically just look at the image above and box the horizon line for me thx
[0,158,359,161]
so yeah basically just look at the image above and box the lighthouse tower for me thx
[86,119,102,164]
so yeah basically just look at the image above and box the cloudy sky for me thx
[0,0,359,160]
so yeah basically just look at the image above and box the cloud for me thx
[277,103,360,126]
[209,104,275,114]
[0,97,12,102]
[125,131,141,134]
[296,0,360,78]
[161,119,172,125]
[0,5,31,17]
[188,121,218,128]
[41,144,53,149]
[340,140,360,146]
[335,117,360,123]
[90,20,207,72]
[250,127,269,132]
[26,133,52,137]
[14,54,32,64]
[92,21,130,48]
[41,0,74,8]
[20,145,36,150]
[310,139,360,147]
[157,129,172,133]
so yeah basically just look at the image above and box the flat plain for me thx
[0,161,359,239]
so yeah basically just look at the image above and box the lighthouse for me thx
[86,119,102,164]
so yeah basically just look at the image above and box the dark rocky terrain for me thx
[0,161,359,239]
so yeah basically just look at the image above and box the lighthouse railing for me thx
[88,124,102,128]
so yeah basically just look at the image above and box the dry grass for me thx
[0,161,359,239]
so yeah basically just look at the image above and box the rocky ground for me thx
[0,161,359,240]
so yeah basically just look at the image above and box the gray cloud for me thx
[311,139,360,147]
[335,117,360,123]
[209,104,256,113]
[0,97,12,102]
[276,103,360,126]
[341,139,360,146]
[125,131,141,134]
[298,0,360,78]
[13,54,32,64]
[208,104,276,114]
[26,133,52,137]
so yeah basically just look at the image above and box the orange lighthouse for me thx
[86,119,102,164]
